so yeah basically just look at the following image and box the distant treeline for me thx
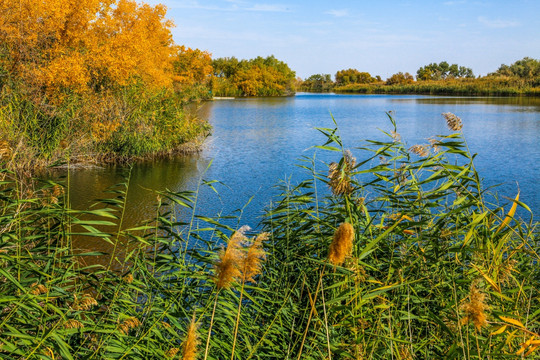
[211,56,296,97]
[299,58,540,96]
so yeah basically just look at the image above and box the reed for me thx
[0,111,538,359]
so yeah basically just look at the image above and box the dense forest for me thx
[300,58,540,95]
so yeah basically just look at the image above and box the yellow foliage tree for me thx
[0,0,176,94]
[173,46,213,90]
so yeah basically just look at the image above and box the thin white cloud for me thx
[325,9,349,17]
[478,16,520,28]
[247,4,289,12]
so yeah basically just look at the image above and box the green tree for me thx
[386,72,414,85]
[211,55,296,97]
[301,74,334,92]
[416,61,474,80]
[491,57,540,78]
[335,69,378,85]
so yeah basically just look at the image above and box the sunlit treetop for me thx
[0,0,179,93]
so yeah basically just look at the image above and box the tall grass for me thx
[0,113,538,359]
[0,79,211,173]
[334,77,540,96]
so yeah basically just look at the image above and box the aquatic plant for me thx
[0,112,538,359]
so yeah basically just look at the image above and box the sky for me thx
[145,0,540,79]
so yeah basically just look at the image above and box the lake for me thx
[63,94,540,234]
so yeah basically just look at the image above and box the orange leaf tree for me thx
[0,0,176,94]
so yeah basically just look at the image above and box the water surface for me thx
[65,94,540,231]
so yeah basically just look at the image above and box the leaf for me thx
[500,316,526,329]
[490,324,507,336]
[497,191,519,232]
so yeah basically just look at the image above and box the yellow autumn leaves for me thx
[0,0,211,96]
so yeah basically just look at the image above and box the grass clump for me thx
[0,112,538,359]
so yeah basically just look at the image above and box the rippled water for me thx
[64,94,540,234]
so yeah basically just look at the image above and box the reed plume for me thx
[214,226,248,289]
[391,130,401,142]
[460,280,488,331]
[242,232,268,283]
[408,144,429,157]
[123,273,134,284]
[442,112,463,131]
[206,226,251,360]
[30,283,47,295]
[428,137,442,153]
[0,140,12,160]
[231,232,269,359]
[328,223,354,266]
[118,316,141,335]
[328,150,356,196]
[64,319,84,329]
[73,294,98,311]
[165,348,179,358]
[182,317,199,360]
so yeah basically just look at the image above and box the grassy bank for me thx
[0,82,211,174]
[334,78,540,96]
[0,113,538,359]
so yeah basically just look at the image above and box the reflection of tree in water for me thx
[51,155,208,269]
[411,96,540,109]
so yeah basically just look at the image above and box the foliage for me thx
[491,57,540,79]
[488,57,540,88]
[386,71,414,85]
[335,69,380,86]
[0,0,176,94]
[0,0,213,167]
[211,56,296,97]
[299,74,335,92]
[335,77,540,96]
[173,46,213,91]
[416,61,474,81]
[1,113,538,359]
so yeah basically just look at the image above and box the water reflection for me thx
[403,96,540,111]
[50,156,208,268]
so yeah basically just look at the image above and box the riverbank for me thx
[334,77,540,96]
[0,83,212,175]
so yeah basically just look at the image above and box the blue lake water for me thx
[65,94,540,232]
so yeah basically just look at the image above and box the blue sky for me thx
[146,0,540,79]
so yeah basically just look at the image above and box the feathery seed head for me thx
[182,317,199,360]
[165,348,179,358]
[409,144,429,157]
[214,227,248,289]
[460,280,489,331]
[30,282,48,295]
[118,316,141,335]
[428,137,442,153]
[242,232,268,283]
[328,150,356,196]
[73,294,98,311]
[328,223,355,266]
[64,319,84,329]
[0,141,12,160]
[442,112,463,132]
[166,348,180,358]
